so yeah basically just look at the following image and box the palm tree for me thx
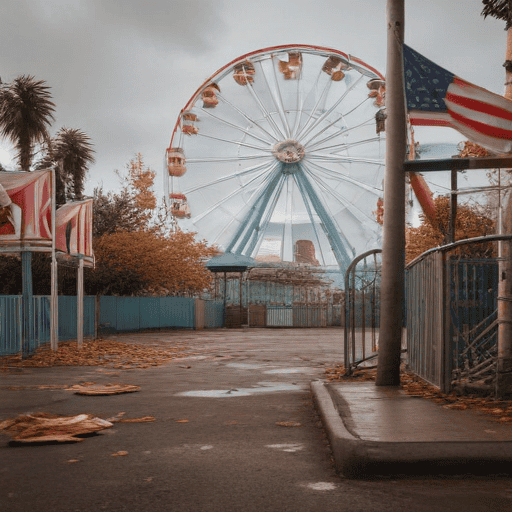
[37,128,96,204]
[0,75,56,171]
[53,127,95,203]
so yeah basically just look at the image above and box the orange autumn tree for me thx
[405,195,495,264]
[92,230,217,296]
[87,154,218,296]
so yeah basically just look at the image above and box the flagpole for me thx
[376,0,406,386]
[50,166,58,351]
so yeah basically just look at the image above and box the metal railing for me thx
[406,234,509,392]
[344,249,381,374]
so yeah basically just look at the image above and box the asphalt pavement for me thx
[2,328,512,512]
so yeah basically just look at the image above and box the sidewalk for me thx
[312,380,512,478]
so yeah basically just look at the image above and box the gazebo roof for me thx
[205,252,257,273]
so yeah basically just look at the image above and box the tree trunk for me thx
[376,0,406,386]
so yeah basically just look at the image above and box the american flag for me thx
[404,44,512,154]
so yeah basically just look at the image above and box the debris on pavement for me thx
[0,338,192,371]
[111,451,128,457]
[117,416,155,423]
[0,413,113,444]
[67,383,141,395]
[276,421,302,427]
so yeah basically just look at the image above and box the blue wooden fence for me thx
[0,296,95,355]
[0,296,225,356]
[99,296,196,333]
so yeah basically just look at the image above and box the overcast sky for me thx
[0,0,506,198]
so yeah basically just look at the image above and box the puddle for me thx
[267,443,303,452]
[176,381,305,398]
[225,362,270,370]
[264,368,311,374]
[302,482,337,491]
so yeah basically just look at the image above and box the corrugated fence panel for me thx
[1,295,96,355]
[99,296,118,333]
[0,296,22,355]
[116,298,142,331]
[267,306,293,327]
[58,295,77,340]
[160,297,195,329]
[140,297,161,329]
[204,300,224,328]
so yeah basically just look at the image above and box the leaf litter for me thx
[0,338,195,371]
[325,364,512,424]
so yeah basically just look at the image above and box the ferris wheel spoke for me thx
[184,159,276,194]
[192,161,280,223]
[291,76,303,137]
[305,159,383,194]
[304,98,373,149]
[197,107,274,146]
[245,80,286,140]
[266,58,292,138]
[222,167,283,252]
[305,118,376,152]
[307,153,383,166]
[244,173,287,256]
[216,92,279,143]
[302,162,379,225]
[195,132,272,153]
[294,77,333,142]
[313,136,383,154]
[298,75,364,145]
[187,154,271,163]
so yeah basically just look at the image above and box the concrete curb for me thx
[310,380,512,478]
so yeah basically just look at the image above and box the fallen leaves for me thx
[325,364,512,425]
[0,413,113,443]
[276,421,302,427]
[325,365,377,382]
[111,451,128,457]
[175,419,189,423]
[0,338,191,371]
[117,416,155,423]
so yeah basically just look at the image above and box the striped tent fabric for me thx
[55,198,94,265]
[404,44,512,154]
[0,169,52,249]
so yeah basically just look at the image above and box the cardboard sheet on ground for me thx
[0,413,113,443]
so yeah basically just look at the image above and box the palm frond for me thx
[482,0,512,28]
[0,75,56,171]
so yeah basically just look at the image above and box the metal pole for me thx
[50,167,58,350]
[449,169,457,243]
[21,251,32,359]
[77,256,84,347]
[376,0,406,386]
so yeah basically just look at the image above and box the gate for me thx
[406,235,506,392]
[344,249,381,374]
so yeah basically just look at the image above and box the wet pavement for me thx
[2,328,512,511]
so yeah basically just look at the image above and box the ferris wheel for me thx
[164,44,388,271]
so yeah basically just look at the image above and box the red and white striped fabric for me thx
[404,44,512,154]
[0,169,52,248]
[55,199,93,259]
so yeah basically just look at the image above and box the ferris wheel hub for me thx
[272,139,305,163]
